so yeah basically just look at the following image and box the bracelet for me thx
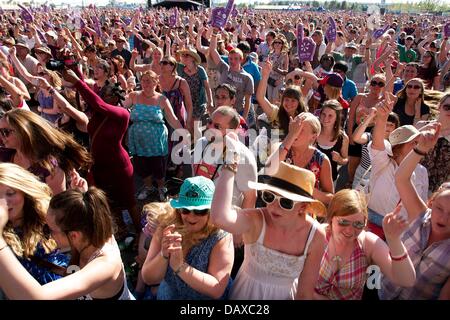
[413,147,428,157]
[279,143,290,153]
[174,262,188,275]
[160,250,169,260]
[222,163,238,174]
[390,251,408,261]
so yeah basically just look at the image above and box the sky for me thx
[1,0,428,7]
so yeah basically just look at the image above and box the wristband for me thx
[279,143,290,153]
[160,250,169,260]
[174,262,188,275]
[413,147,428,157]
[222,163,238,174]
[390,252,408,261]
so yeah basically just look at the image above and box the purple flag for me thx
[298,37,316,63]
[444,22,450,38]
[231,5,238,18]
[372,24,389,39]
[18,4,34,23]
[210,0,234,29]
[92,16,102,38]
[36,29,46,43]
[123,17,132,26]
[326,17,337,42]
[296,24,304,57]
[169,10,178,28]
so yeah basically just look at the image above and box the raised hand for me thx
[167,230,184,271]
[161,224,177,259]
[261,61,272,78]
[69,169,88,193]
[383,204,409,241]
[416,122,441,153]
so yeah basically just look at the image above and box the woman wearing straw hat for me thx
[211,148,327,300]
[142,176,234,300]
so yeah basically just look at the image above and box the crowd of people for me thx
[0,4,449,300]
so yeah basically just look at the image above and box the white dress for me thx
[230,211,319,300]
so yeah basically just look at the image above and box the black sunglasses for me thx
[370,80,385,88]
[273,41,283,45]
[294,75,301,80]
[180,208,209,216]
[261,190,296,211]
[407,84,422,90]
[337,218,366,230]
[160,61,174,66]
[0,128,14,138]
[441,104,450,111]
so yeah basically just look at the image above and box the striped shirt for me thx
[359,133,372,171]
[379,210,450,300]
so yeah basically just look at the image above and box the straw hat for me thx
[177,47,202,65]
[34,46,52,57]
[249,162,327,217]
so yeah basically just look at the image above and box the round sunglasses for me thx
[261,190,297,211]
[180,208,209,216]
[370,80,385,88]
[336,218,366,230]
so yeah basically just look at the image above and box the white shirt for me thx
[368,141,429,219]
[192,136,257,207]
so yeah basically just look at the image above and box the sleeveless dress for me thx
[162,78,186,128]
[128,103,168,157]
[230,211,319,300]
[316,134,344,181]
[157,230,232,300]
[314,232,369,300]
[78,240,135,300]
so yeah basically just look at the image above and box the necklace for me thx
[331,234,342,269]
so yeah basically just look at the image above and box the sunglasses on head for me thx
[261,190,297,211]
[441,104,450,111]
[337,218,366,230]
[370,80,385,88]
[0,128,14,138]
[180,208,209,216]
[406,84,422,90]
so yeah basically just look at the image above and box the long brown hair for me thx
[278,85,308,134]
[321,99,343,142]
[0,163,56,258]
[4,109,92,174]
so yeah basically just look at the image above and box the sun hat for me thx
[1,37,15,46]
[177,47,202,65]
[34,46,52,57]
[345,41,358,50]
[319,73,344,88]
[14,39,30,51]
[249,162,327,217]
[170,176,215,211]
[388,125,420,147]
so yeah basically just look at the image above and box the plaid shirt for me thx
[380,210,450,300]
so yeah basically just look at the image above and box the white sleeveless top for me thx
[78,239,135,300]
[230,210,319,300]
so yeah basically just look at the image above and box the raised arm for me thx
[208,31,222,66]
[256,61,277,118]
[371,96,394,151]
[352,107,377,144]
[8,47,39,87]
[395,123,440,222]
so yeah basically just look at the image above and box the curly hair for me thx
[0,163,56,259]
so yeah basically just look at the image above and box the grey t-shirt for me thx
[217,60,254,114]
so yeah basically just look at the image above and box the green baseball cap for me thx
[170,176,215,210]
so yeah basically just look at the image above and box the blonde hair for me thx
[324,85,341,100]
[326,189,368,223]
[300,112,321,135]
[0,163,56,258]
[157,205,219,257]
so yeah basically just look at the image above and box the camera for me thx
[46,58,77,72]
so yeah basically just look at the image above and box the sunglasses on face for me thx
[181,208,209,216]
[160,61,173,66]
[337,218,366,230]
[273,41,282,45]
[406,84,422,90]
[261,190,297,211]
[441,104,450,111]
[38,72,47,76]
[0,128,14,138]
[370,80,385,88]
[294,75,301,80]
